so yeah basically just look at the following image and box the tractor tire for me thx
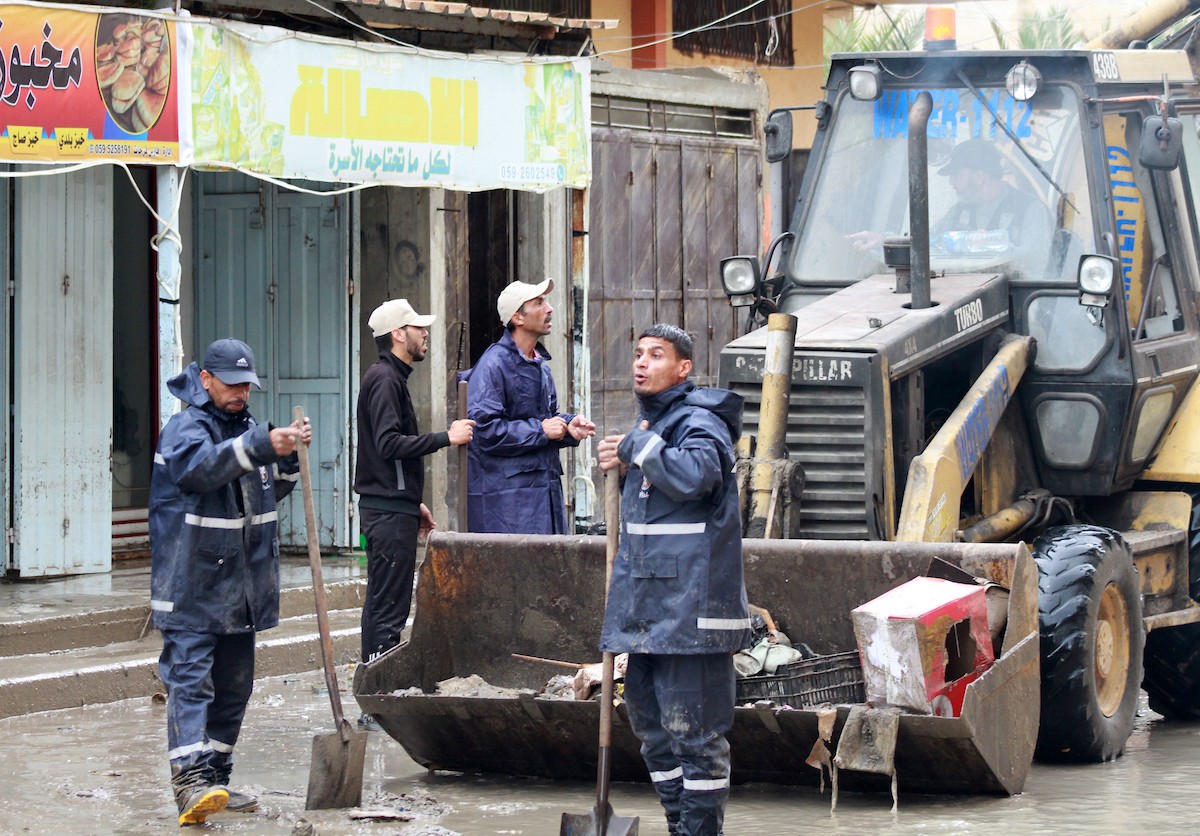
[1142,490,1200,719]
[1033,525,1144,762]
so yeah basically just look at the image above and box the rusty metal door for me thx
[589,130,760,439]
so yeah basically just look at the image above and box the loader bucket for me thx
[353,532,1039,796]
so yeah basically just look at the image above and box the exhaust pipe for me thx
[757,313,798,462]
[742,312,803,539]
[908,91,933,310]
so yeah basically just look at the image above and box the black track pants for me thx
[360,508,420,662]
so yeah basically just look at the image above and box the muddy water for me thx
[4,674,1199,835]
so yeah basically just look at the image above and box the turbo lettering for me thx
[953,299,984,332]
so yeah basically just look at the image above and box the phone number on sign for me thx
[499,163,565,182]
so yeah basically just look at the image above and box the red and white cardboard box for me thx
[851,576,994,717]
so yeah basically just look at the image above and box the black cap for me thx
[938,139,1003,178]
[203,338,261,387]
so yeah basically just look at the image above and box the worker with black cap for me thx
[931,138,1053,264]
[149,338,311,825]
[849,138,1053,275]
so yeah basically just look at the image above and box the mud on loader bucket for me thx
[353,532,1039,795]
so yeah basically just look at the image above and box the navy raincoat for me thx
[600,382,752,655]
[465,330,579,534]
[149,363,298,634]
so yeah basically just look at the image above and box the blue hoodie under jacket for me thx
[149,363,299,634]
[600,381,753,655]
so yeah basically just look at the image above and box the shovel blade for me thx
[305,728,368,810]
[560,804,640,836]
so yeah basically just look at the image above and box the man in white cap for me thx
[354,300,474,678]
[465,278,594,534]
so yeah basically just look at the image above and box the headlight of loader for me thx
[849,64,882,101]
[721,256,761,303]
[1005,60,1042,102]
[1078,254,1116,308]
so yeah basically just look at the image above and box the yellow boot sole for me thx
[178,787,229,826]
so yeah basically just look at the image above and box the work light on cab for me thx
[1006,61,1042,102]
[849,64,881,101]
[721,256,760,307]
[1078,254,1116,307]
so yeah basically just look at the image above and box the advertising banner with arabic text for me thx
[191,20,590,191]
[0,1,182,163]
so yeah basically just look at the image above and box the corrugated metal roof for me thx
[344,1,615,33]
[170,0,615,49]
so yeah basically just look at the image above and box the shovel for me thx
[561,469,639,835]
[293,405,368,810]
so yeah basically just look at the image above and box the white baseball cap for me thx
[497,278,554,326]
[368,299,436,337]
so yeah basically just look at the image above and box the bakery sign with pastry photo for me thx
[0,1,181,164]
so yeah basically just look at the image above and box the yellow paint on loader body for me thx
[896,336,1034,543]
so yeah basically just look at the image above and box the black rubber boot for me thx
[207,762,257,813]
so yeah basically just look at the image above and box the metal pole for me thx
[1086,0,1200,48]
[155,166,183,431]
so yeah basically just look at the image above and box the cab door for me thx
[1104,110,1200,485]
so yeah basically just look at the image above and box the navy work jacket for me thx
[149,363,298,634]
[600,382,753,655]
[465,331,579,534]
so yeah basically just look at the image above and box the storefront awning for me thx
[0,1,595,191]
[177,0,615,49]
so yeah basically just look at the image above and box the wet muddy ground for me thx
[4,670,1200,835]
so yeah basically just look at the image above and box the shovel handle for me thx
[595,468,621,818]
[457,379,469,531]
[293,405,349,742]
[604,461,620,598]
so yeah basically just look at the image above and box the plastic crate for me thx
[736,650,866,708]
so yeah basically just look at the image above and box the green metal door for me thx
[195,171,349,549]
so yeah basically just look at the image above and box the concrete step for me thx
[0,580,366,657]
[0,606,364,721]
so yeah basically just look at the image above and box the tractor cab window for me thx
[1104,112,1186,340]
[790,85,1094,287]
[1173,109,1200,290]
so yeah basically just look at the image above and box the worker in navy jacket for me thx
[598,324,751,836]
[466,278,594,534]
[149,339,310,826]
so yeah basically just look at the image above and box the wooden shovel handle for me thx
[596,468,621,813]
[293,405,349,742]
[457,379,469,531]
